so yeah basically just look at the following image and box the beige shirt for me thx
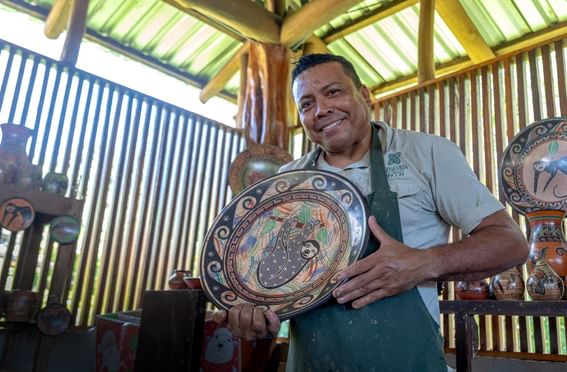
[280,121,504,322]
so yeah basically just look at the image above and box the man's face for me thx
[292,62,372,153]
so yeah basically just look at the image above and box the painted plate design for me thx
[0,197,35,231]
[201,169,369,320]
[36,303,73,336]
[50,215,81,244]
[228,144,293,195]
[500,117,567,214]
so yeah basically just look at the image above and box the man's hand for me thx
[212,304,281,341]
[332,216,428,308]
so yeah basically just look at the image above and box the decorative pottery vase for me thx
[526,258,564,301]
[0,123,41,190]
[168,269,192,289]
[41,172,69,195]
[455,280,489,300]
[6,290,39,322]
[526,210,567,278]
[490,267,525,300]
[0,123,33,163]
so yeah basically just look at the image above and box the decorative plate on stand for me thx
[201,170,369,320]
[500,117,567,213]
[0,197,35,231]
[228,144,293,195]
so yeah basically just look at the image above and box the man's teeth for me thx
[321,120,342,132]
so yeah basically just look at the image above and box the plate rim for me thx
[201,168,370,320]
[499,117,567,214]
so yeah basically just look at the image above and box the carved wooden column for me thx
[239,42,290,149]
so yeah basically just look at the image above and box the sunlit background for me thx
[0,3,238,126]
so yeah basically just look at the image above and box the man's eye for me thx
[327,89,340,96]
[300,102,312,110]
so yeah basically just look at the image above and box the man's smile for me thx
[318,118,344,133]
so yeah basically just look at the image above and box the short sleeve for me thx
[430,137,503,235]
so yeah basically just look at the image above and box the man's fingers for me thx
[265,310,281,335]
[251,307,267,335]
[351,288,389,309]
[211,309,228,324]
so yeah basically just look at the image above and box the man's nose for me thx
[315,99,332,117]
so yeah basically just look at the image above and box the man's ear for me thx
[359,85,373,106]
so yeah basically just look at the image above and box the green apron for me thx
[286,126,446,371]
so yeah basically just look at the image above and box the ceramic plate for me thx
[0,197,35,231]
[500,117,567,214]
[50,215,81,244]
[36,303,73,336]
[201,169,369,320]
[228,144,293,195]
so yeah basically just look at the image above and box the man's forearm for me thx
[421,210,529,282]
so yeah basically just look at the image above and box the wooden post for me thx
[239,43,290,149]
[60,0,89,65]
[418,0,435,83]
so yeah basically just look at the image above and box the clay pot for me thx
[168,269,192,289]
[183,276,202,290]
[455,280,489,300]
[526,210,567,278]
[490,267,525,300]
[526,259,564,301]
[6,290,39,322]
[41,172,69,195]
[0,124,33,164]
[15,163,42,191]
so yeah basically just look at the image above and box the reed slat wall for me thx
[0,39,245,326]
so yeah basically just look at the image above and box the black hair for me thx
[291,53,362,88]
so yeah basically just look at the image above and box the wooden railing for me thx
[441,300,567,371]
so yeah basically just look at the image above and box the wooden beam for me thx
[60,0,89,65]
[265,0,287,17]
[435,0,495,63]
[165,0,281,44]
[200,42,248,103]
[281,0,363,47]
[303,36,331,55]
[44,0,71,39]
[323,0,418,43]
[417,0,435,83]
[373,21,567,99]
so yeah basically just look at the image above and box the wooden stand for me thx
[0,182,84,371]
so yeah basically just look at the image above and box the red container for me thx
[95,312,140,372]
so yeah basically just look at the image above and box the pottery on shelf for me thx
[526,210,567,278]
[455,280,490,300]
[183,275,202,290]
[168,269,192,290]
[526,257,564,301]
[41,172,69,195]
[6,290,39,322]
[0,123,41,190]
[489,267,525,300]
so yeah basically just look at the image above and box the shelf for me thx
[439,300,567,317]
[0,182,84,218]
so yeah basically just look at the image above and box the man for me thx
[217,54,528,371]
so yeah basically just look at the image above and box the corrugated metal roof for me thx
[5,0,567,99]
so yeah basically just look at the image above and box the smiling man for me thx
[220,54,528,371]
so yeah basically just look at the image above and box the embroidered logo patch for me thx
[385,152,408,178]
[388,152,401,165]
